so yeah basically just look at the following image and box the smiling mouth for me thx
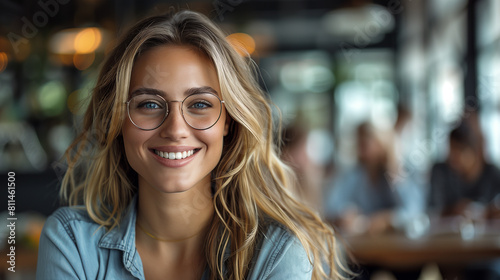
[153,149,199,160]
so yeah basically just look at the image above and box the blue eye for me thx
[191,102,210,109]
[138,102,162,110]
[144,102,160,109]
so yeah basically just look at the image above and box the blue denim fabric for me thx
[36,197,313,279]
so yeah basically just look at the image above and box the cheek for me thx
[203,128,224,150]
[122,123,149,165]
[199,123,226,157]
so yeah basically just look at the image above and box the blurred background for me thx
[1,0,500,279]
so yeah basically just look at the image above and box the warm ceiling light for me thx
[50,27,103,54]
[74,28,102,54]
[226,33,256,56]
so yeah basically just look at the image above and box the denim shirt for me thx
[36,197,313,279]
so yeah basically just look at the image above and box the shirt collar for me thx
[98,196,138,251]
[97,196,143,277]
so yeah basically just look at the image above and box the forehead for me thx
[129,45,220,96]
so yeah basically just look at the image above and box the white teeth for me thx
[155,149,195,160]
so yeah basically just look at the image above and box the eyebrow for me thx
[130,86,219,99]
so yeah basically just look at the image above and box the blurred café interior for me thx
[1,0,500,279]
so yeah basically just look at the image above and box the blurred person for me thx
[36,10,349,280]
[428,119,500,219]
[325,121,424,280]
[324,122,400,235]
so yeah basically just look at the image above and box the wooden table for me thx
[344,225,500,268]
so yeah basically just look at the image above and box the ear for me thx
[223,113,231,136]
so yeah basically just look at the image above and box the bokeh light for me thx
[226,33,256,56]
[57,54,75,66]
[37,81,66,117]
[49,29,78,54]
[280,62,334,93]
[73,52,95,70]
[50,28,103,54]
[74,28,102,54]
[49,28,104,69]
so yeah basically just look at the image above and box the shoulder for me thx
[483,163,500,182]
[41,206,103,243]
[45,206,96,227]
[259,221,303,257]
[49,206,93,223]
[37,207,109,279]
[431,162,450,173]
[484,163,500,175]
[249,221,312,280]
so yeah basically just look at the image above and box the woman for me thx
[37,10,346,279]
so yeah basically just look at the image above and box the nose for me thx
[158,101,190,140]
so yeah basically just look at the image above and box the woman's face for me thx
[122,45,229,193]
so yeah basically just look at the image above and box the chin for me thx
[144,175,200,194]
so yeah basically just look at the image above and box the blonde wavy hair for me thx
[62,9,347,280]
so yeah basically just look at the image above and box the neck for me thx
[136,177,214,250]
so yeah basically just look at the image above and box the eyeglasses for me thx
[125,92,225,131]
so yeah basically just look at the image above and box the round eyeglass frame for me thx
[125,93,225,131]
